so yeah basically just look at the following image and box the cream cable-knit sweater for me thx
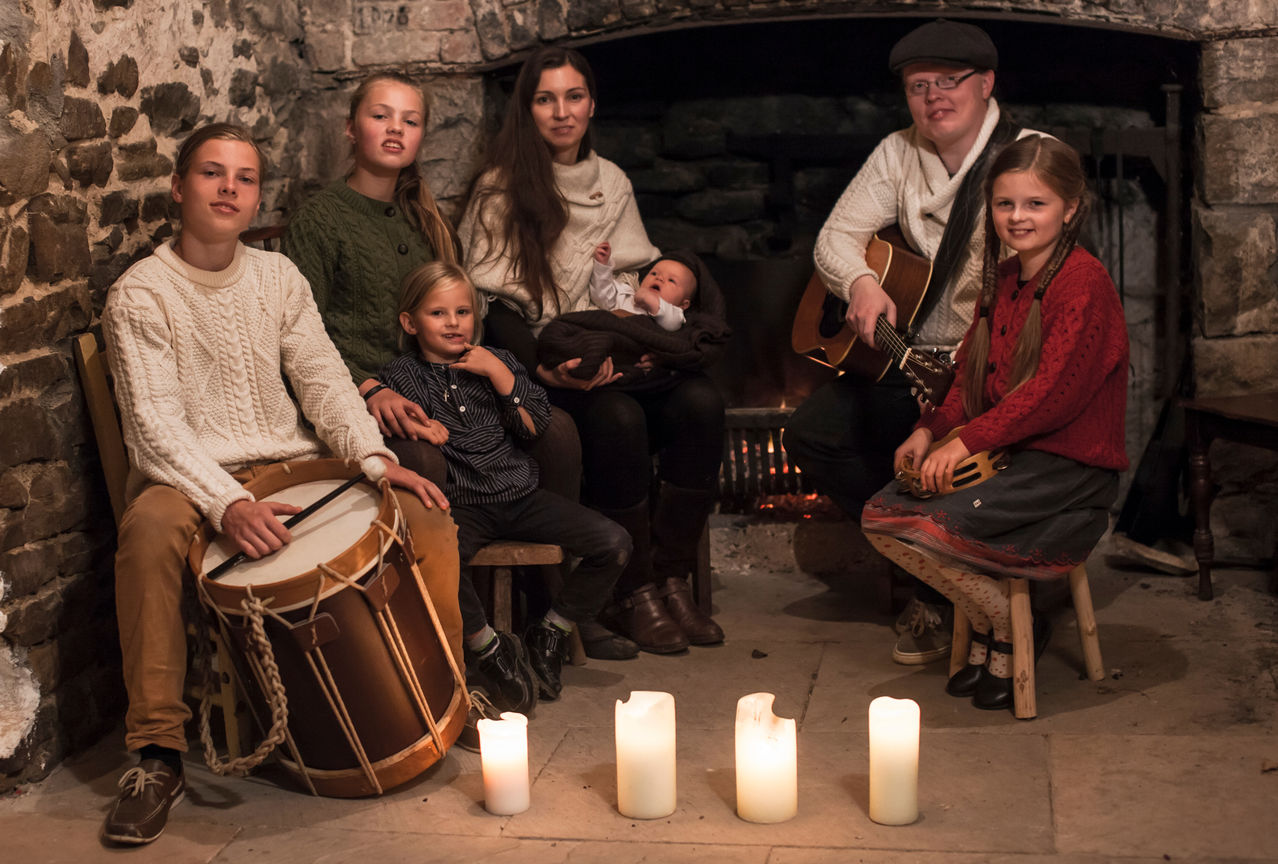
[814,99,1037,351]
[460,152,661,334]
[103,242,394,531]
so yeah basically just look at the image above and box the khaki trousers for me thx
[114,461,462,752]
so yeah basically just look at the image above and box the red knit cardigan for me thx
[918,246,1129,471]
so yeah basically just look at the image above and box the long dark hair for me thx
[963,134,1091,419]
[467,46,598,318]
[348,72,459,265]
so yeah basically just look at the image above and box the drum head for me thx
[199,479,382,588]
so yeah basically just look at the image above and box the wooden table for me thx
[1181,391,1278,600]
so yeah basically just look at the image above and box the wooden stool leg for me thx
[1067,564,1105,682]
[949,605,971,678]
[1008,578,1036,720]
[567,626,587,666]
[492,566,513,632]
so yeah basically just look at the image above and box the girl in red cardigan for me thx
[862,135,1129,711]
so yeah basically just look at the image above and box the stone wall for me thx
[0,0,318,790]
[3,0,1278,790]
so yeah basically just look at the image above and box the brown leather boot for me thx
[605,583,688,654]
[659,576,724,645]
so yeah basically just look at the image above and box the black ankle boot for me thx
[577,620,640,660]
[472,632,537,715]
[523,621,568,701]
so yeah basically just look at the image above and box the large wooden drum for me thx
[190,459,466,797]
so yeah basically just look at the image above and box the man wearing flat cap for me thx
[786,19,1040,665]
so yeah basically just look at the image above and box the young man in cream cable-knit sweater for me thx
[784,19,1042,666]
[99,124,461,846]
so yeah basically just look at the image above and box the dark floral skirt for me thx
[861,449,1118,580]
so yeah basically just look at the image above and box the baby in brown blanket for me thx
[537,249,731,391]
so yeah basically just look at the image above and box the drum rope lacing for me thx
[197,594,291,777]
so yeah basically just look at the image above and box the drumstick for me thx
[205,473,366,582]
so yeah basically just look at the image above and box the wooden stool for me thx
[468,540,585,665]
[949,564,1105,719]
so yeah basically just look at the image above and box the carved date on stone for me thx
[354,3,411,34]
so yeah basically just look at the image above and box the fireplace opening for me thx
[488,18,1199,511]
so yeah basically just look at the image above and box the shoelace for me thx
[907,602,943,637]
[469,688,502,722]
[117,765,167,798]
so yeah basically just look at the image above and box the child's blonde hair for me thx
[348,73,459,266]
[963,134,1091,419]
[397,261,483,353]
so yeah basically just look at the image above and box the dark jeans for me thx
[784,368,948,607]
[453,490,632,636]
[551,376,725,509]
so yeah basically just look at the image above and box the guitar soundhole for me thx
[818,295,848,339]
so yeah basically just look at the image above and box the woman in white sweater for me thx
[460,47,725,655]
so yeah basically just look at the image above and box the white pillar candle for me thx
[867,696,920,825]
[615,691,677,819]
[734,692,797,823]
[478,711,530,816]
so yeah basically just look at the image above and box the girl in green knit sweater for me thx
[283,73,457,448]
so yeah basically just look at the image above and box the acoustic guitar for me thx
[791,226,954,406]
[894,427,1011,499]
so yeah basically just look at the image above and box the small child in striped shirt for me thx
[380,261,641,726]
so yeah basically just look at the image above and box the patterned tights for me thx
[865,532,1013,678]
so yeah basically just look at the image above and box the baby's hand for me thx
[594,242,612,265]
[632,282,662,315]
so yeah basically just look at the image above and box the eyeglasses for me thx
[905,70,978,97]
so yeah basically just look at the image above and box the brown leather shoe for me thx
[606,584,689,654]
[102,759,185,845]
[660,576,725,645]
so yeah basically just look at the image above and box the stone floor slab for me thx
[211,827,772,864]
[506,726,1053,854]
[1051,733,1278,860]
[0,810,237,863]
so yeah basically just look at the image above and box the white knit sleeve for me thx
[102,285,252,529]
[589,259,622,310]
[813,134,904,301]
[653,298,686,332]
[275,258,396,475]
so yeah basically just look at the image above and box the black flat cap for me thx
[889,19,998,73]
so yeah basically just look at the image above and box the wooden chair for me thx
[74,332,252,757]
[948,564,1105,720]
